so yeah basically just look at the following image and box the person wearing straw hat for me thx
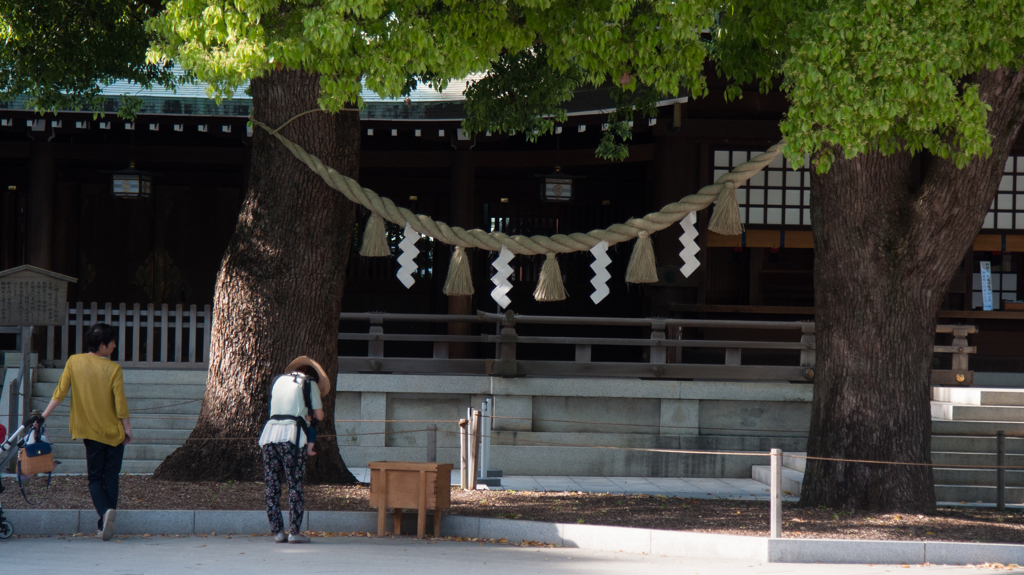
[259,356,328,544]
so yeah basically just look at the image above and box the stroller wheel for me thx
[0,521,12,539]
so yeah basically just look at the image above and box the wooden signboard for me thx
[369,461,453,539]
[0,266,77,327]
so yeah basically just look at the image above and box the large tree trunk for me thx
[154,69,359,483]
[800,66,1024,511]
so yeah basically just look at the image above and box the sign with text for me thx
[980,261,994,311]
[0,266,77,326]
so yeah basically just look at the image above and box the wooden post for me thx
[650,321,667,364]
[724,348,742,366]
[74,301,84,354]
[160,303,169,362]
[427,424,437,463]
[459,418,468,489]
[188,304,198,363]
[377,468,388,536]
[800,325,816,369]
[132,303,141,362]
[174,303,183,363]
[575,344,591,362]
[369,316,384,358]
[996,430,1006,512]
[117,303,127,361]
[60,305,69,363]
[146,303,155,362]
[951,327,970,373]
[467,409,481,490]
[417,470,427,539]
[770,448,782,539]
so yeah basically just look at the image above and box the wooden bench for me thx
[369,461,452,538]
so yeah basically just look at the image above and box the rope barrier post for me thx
[469,409,482,490]
[770,448,782,539]
[459,418,469,489]
[427,424,437,463]
[996,430,1005,512]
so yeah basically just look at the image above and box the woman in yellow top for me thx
[40,323,131,541]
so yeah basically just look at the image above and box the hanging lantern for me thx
[111,162,153,199]
[538,166,583,203]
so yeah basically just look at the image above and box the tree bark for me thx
[154,69,359,483]
[800,66,1024,511]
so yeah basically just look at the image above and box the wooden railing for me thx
[336,311,976,383]
[28,304,975,384]
[44,302,213,368]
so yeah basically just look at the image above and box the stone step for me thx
[31,381,205,401]
[934,467,1024,487]
[783,452,806,473]
[30,397,202,415]
[931,402,1024,422]
[932,451,1024,467]
[932,419,1024,436]
[51,442,180,461]
[935,484,1024,504]
[36,368,207,386]
[750,465,804,496]
[931,435,1024,453]
[51,459,164,474]
[933,387,1024,407]
[43,414,197,431]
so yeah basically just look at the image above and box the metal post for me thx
[19,325,31,428]
[996,430,1006,512]
[427,424,437,463]
[459,418,468,489]
[770,448,782,539]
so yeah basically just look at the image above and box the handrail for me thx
[36,304,974,386]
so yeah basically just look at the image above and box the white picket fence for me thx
[46,302,212,368]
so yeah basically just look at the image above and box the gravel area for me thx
[2,475,1022,543]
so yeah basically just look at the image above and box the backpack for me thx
[268,372,317,446]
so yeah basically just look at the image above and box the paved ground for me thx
[348,468,789,501]
[3,535,1009,575]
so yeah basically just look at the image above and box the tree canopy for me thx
[713,0,1024,170]
[0,0,177,115]
[145,0,710,159]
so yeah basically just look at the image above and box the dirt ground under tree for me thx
[3,476,1022,544]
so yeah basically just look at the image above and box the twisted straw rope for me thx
[251,117,786,255]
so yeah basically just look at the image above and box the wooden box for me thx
[369,461,453,538]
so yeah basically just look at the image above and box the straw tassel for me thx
[707,183,743,236]
[625,230,658,284]
[359,212,392,257]
[533,252,567,302]
[442,246,475,296]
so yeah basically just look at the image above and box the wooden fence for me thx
[31,304,976,384]
[43,302,213,368]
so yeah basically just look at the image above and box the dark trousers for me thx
[84,439,125,529]
[262,442,306,534]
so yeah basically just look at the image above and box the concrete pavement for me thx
[3,534,1011,575]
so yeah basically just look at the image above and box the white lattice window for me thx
[982,156,1024,230]
[713,150,812,226]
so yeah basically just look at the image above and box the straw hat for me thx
[284,356,331,397]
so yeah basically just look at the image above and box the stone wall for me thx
[336,375,812,477]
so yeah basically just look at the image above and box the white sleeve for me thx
[311,390,323,410]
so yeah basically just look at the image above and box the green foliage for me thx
[714,0,1024,171]
[147,0,714,160]
[0,0,178,115]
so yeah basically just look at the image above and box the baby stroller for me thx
[0,412,46,539]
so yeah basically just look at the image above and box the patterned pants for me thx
[262,442,306,535]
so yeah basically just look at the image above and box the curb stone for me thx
[2,509,1021,565]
